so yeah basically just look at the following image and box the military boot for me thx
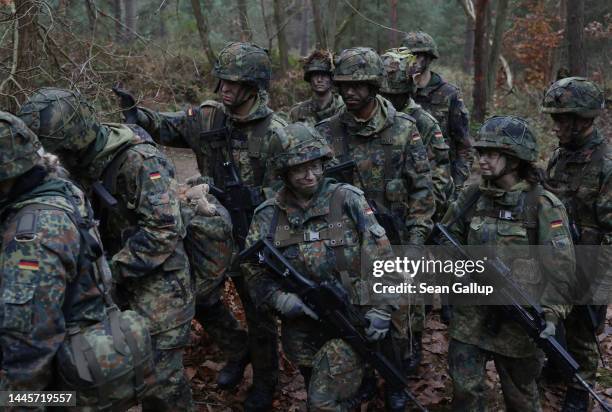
[562,388,590,412]
[217,352,250,390]
[403,332,423,376]
[244,382,275,412]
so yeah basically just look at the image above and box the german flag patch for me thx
[550,219,563,229]
[149,172,161,180]
[18,260,39,271]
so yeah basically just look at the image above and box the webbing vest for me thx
[266,186,355,290]
[189,105,272,188]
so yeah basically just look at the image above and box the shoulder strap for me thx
[247,114,273,186]
[523,184,543,245]
[446,187,482,229]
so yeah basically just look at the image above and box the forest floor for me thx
[158,103,612,412]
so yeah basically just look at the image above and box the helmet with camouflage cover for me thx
[380,48,417,94]
[541,77,604,118]
[333,47,385,88]
[474,115,538,162]
[17,87,98,154]
[212,42,272,91]
[302,49,334,82]
[0,111,42,181]
[273,122,333,175]
[401,31,439,59]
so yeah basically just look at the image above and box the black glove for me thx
[111,83,138,124]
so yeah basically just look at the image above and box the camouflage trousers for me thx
[392,303,425,364]
[141,322,195,412]
[449,339,543,412]
[233,274,279,388]
[194,282,248,362]
[564,306,600,389]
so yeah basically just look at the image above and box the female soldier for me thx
[242,122,402,411]
[442,116,575,411]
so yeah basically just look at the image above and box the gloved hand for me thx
[364,308,391,341]
[540,311,557,339]
[272,291,319,320]
[111,83,138,124]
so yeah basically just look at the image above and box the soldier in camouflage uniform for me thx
[289,49,345,125]
[0,112,109,406]
[242,122,399,411]
[379,47,454,376]
[18,88,196,411]
[542,77,610,412]
[442,115,575,411]
[401,31,473,191]
[123,42,286,411]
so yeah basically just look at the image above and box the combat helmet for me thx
[273,122,333,175]
[212,42,271,91]
[474,115,538,162]
[380,48,417,95]
[541,77,605,118]
[333,47,385,88]
[401,31,439,59]
[0,111,42,181]
[303,49,334,82]
[17,87,98,154]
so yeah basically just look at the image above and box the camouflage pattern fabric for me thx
[0,111,41,181]
[441,178,575,410]
[546,129,611,387]
[449,339,544,412]
[333,47,385,87]
[213,42,272,91]
[136,89,284,390]
[444,181,575,358]
[271,122,332,174]
[0,172,106,404]
[401,31,440,59]
[242,178,396,408]
[413,72,472,187]
[474,115,538,162]
[288,94,345,125]
[541,76,605,118]
[302,49,334,81]
[316,95,435,245]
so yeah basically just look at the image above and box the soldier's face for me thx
[287,159,324,197]
[412,53,433,75]
[338,82,373,112]
[310,73,332,94]
[551,113,592,146]
[219,80,256,108]
[478,149,507,179]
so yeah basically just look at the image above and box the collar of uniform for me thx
[312,94,343,118]
[559,129,604,163]
[226,90,274,123]
[341,95,395,137]
[478,179,531,206]
[401,97,420,114]
[275,178,335,226]
[86,123,139,181]
[418,71,444,95]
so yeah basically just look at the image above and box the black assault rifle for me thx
[430,222,611,412]
[324,160,401,244]
[238,238,427,412]
[209,161,264,251]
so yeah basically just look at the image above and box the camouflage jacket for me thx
[0,171,107,396]
[546,129,612,303]
[443,180,575,358]
[242,178,397,311]
[316,95,435,245]
[137,91,287,191]
[401,98,453,217]
[288,93,345,125]
[414,72,472,186]
[84,124,194,336]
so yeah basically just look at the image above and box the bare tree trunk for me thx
[550,0,567,82]
[311,0,326,48]
[107,0,121,42]
[472,0,489,123]
[486,0,509,105]
[237,0,252,41]
[566,0,586,76]
[190,0,216,66]
[273,0,289,71]
[259,0,273,52]
[124,0,136,42]
[158,1,167,39]
[328,0,338,51]
[335,0,359,48]
[85,0,96,29]
[300,0,309,55]
[462,17,474,73]
[389,0,398,47]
